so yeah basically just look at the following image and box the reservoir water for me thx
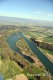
[7,32,53,75]
[7,33,34,63]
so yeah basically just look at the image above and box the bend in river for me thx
[7,32,53,75]
[7,33,34,63]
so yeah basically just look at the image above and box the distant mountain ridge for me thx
[0,16,35,23]
[0,16,53,27]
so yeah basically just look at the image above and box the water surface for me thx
[7,32,53,75]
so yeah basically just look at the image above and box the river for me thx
[7,32,53,75]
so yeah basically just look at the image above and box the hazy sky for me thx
[0,0,53,21]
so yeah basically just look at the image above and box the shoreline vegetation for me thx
[38,48,53,63]
[23,31,53,63]
[16,38,45,69]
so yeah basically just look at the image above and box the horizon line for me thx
[0,15,53,22]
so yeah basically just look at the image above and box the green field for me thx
[23,27,53,43]
[0,59,23,79]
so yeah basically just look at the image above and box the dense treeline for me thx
[30,38,53,51]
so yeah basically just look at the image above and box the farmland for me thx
[0,25,53,80]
